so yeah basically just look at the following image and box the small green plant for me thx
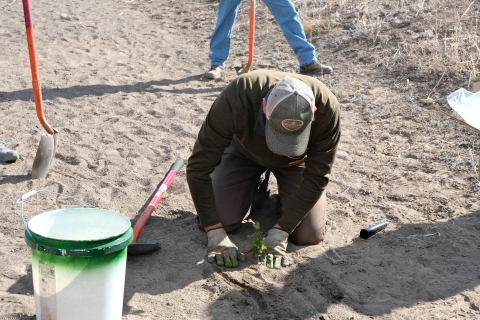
[248,222,267,262]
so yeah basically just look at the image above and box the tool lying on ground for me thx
[237,0,256,75]
[360,221,388,239]
[127,158,185,255]
[22,0,59,179]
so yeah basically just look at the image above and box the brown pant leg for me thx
[211,145,266,233]
[289,193,327,245]
[272,165,327,245]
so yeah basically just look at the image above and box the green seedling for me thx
[248,221,267,262]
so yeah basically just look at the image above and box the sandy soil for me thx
[1,0,479,319]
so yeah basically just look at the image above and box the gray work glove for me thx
[260,228,289,269]
[207,228,245,267]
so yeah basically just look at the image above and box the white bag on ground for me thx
[446,88,480,130]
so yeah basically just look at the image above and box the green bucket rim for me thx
[27,208,131,243]
[25,227,133,257]
[24,207,133,257]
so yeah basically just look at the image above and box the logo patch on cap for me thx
[282,119,304,131]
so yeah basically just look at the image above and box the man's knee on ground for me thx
[289,232,325,246]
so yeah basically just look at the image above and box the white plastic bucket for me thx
[19,191,133,320]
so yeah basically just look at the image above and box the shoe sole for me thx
[0,156,18,163]
[299,70,332,75]
[206,74,222,80]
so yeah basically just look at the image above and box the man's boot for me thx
[251,170,271,212]
[300,62,333,75]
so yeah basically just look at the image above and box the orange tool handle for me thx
[23,0,55,134]
[240,0,255,74]
[132,159,184,242]
[247,0,255,65]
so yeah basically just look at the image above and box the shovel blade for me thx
[235,63,252,76]
[127,240,162,255]
[31,132,58,179]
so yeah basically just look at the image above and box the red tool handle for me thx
[132,159,184,242]
[22,0,55,134]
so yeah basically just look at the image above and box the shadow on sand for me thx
[8,194,480,319]
[0,75,223,104]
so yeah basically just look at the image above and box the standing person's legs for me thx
[261,0,317,66]
[272,165,327,245]
[211,145,267,233]
[209,0,243,67]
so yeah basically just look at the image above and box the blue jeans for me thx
[209,0,317,67]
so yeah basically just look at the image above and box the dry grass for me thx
[295,1,480,187]
[296,0,480,83]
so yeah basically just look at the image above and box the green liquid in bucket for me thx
[25,208,133,320]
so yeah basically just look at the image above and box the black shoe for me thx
[195,216,206,233]
[251,170,271,212]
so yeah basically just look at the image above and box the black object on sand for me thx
[360,221,388,239]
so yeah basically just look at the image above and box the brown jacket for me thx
[186,70,340,233]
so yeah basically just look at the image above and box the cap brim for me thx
[265,121,311,157]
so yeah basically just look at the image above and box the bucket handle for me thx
[17,189,96,235]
